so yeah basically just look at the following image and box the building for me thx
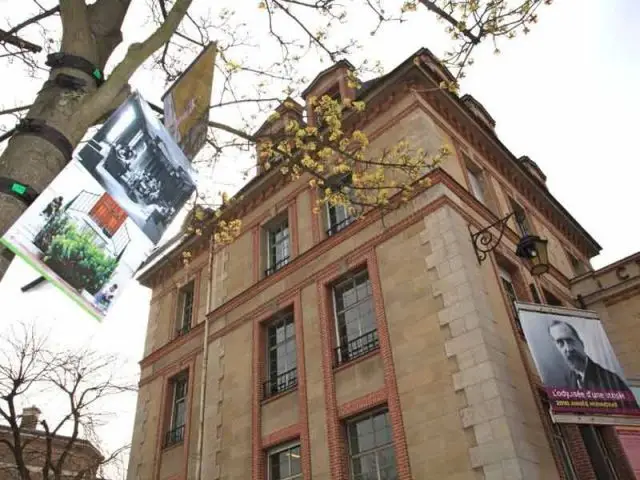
[127,48,640,479]
[0,406,104,479]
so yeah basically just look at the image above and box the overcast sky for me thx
[0,0,638,476]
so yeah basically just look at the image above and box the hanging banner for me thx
[516,303,640,420]
[162,42,216,161]
[1,93,196,320]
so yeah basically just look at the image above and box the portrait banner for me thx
[162,42,216,161]
[1,93,197,320]
[516,302,640,419]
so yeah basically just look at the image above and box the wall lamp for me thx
[469,211,549,276]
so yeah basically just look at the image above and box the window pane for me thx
[290,446,301,475]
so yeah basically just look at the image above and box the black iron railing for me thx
[263,367,297,399]
[265,256,290,277]
[175,324,190,338]
[334,329,379,366]
[164,425,185,447]
[327,216,354,237]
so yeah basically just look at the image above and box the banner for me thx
[517,303,640,418]
[1,93,196,320]
[162,42,216,161]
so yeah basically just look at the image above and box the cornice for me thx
[138,168,574,370]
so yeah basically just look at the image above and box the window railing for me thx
[175,323,190,338]
[164,425,185,447]
[265,256,290,277]
[334,329,379,367]
[327,216,354,237]
[263,367,297,399]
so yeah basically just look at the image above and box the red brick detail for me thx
[600,426,637,479]
[289,201,299,258]
[262,424,301,449]
[316,273,347,479]
[153,363,193,480]
[294,292,313,479]
[561,424,597,480]
[309,188,320,245]
[367,250,412,479]
[338,388,387,419]
[253,226,260,284]
[252,292,302,480]
[251,318,263,480]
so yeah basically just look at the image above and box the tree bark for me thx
[0,0,193,282]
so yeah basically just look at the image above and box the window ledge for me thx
[162,440,184,452]
[261,385,298,406]
[333,347,380,373]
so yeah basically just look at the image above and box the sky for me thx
[0,0,639,477]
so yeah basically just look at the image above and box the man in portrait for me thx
[549,320,635,400]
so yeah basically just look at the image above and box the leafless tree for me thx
[0,0,553,280]
[0,322,135,480]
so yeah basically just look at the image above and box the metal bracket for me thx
[469,211,520,264]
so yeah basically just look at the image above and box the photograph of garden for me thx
[1,161,153,319]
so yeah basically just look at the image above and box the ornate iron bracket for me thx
[469,211,522,264]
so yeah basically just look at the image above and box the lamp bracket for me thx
[469,211,520,264]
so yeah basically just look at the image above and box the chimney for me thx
[20,406,41,430]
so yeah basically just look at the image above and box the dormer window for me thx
[315,84,341,129]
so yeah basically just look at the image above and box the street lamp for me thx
[469,211,550,276]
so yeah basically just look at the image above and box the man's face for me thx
[550,323,586,369]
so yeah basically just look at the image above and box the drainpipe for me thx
[195,233,214,480]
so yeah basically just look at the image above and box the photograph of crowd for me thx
[76,93,197,244]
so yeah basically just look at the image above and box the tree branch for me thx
[80,0,193,125]
[5,6,60,37]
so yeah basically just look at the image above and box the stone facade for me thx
[127,49,638,480]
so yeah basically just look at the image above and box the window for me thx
[347,410,397,480]
[466,166,486,204]
[176,281,194,336]
[529,283,542,304]
[326,173,355,236]
[567,251,588,276]
[540,394,576,479]
[315,85,341,128]
[579,425,620,480]
[508,197,533,237]
[333,269,378,365]
[498,266,524,336]
[264,310,297,398]
[165,374,188,447]
[543,288,563,307]
[265,216,290,276]
[268,443,302,480]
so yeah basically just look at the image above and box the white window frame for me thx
[176,281,194,334]
[265,310,297,397]
[267,441,302,480]
[266,216,290,275]
[332,269,377,364]
[346,409,397,480]
[466,166,486,204]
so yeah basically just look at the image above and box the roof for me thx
[300,58,356,98]
[0,425,104,460]
[141,46,601,281]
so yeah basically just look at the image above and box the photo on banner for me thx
[75,93,197,244]
[2,93,198,320]
[1,162,154,320]
[162,42,216,161]
[516,302,640,418]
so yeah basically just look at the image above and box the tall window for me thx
[326,173,355,236]
[466,166,486,204]
[498,266,524,336]
[543,288,563,307]
[508,197,532,237]
[268,443,302,480]
[567,251,588,276]
[333,269,378,365]
[540,394,576,479]
[347,410,397,480]
[165,374,188,447]
[264,310,297,398]
[176,281,194,336]
[265,217,290,276]
[579,425,620,480]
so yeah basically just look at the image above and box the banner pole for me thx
[195,233,214,480]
